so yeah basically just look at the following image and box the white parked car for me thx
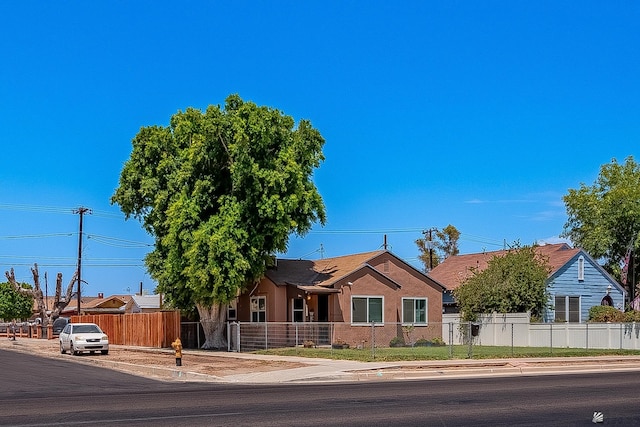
[59,323,109,355]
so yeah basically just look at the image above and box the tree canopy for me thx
[415,225,460,271]
[0,281,33,321]
[111,94,326,347]
[562,156,640,296]
[453,244,551,321]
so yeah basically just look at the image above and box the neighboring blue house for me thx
[545,247,626,323]
[429,243,626,323]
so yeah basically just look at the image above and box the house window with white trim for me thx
[402,298,427,324]
[578,256,585,281]
[351,296,383,324]
[250,296,266,322]
[555,295,580,322]
[227,300,237,321]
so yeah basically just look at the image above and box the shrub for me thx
[430,336,445,346]
[331,339,349,349]
[414,338,430,347]
[389,336,405,347]
[624,310,640,322]
[414,337,445,347]
[588,305,624,322]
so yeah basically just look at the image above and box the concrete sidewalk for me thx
[4,337,640,384]
[120,345,640,383]
[211,353,640,384]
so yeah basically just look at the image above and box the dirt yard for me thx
[0,338,304,379]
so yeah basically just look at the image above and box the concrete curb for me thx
[4,338,640,384]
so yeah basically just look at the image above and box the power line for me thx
[0,232,151,248]
[309,227,424,235]
[0,203,129,220]
[0,204,76,215]
[86,234,153,248]
[0,255,145,262]
[0,203,508,248]
[0,233,74,240]
[1,261,146,268]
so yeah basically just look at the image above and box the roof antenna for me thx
[319,243,325,259]
[383,234,388,250]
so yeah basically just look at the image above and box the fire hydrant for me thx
[171,337,183,366]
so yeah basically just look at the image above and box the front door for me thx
[317,294,329,322]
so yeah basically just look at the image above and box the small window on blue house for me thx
[578,256,585,281]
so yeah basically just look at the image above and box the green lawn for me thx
[253,345,640,362]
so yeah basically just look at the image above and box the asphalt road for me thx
[2,348,639,426]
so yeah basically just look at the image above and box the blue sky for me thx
[1,2,639,297]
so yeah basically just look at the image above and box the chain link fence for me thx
[180,320,640,359]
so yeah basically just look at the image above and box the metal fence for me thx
[180,321,441,352]
[179,319,640,359]
[225,321,443,352]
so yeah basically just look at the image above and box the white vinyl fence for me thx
[443,313,640,350]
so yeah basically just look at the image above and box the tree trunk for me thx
[196,302,227,350]
[5,264,77,329]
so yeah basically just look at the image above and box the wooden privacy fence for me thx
[72,311,181,348]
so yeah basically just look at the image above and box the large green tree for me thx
[453,244,551,321]
[111,94,326,348]
[562,156,640,298]
[0,281,33,321]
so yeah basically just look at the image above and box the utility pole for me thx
[44,271,48,311]
[428,228,433,271]
[73,207,91,316]
[422,228,437,271]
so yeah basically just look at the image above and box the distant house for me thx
[61,294,132,316]
[125,294,164,313]
[428,243,626,323]
[234,250,444,327]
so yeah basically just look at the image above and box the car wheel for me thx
[60,342,66,354]
[101,350,109,355]
[70,342,78,356]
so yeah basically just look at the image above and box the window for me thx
[578,256,585,281]
[292,298,304,322]
[555,295,580,322]
[351,296,383,323]
[250,296,266,322]
[402,298,427,324]
[569,296,580,322]
[227,300,237,321]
